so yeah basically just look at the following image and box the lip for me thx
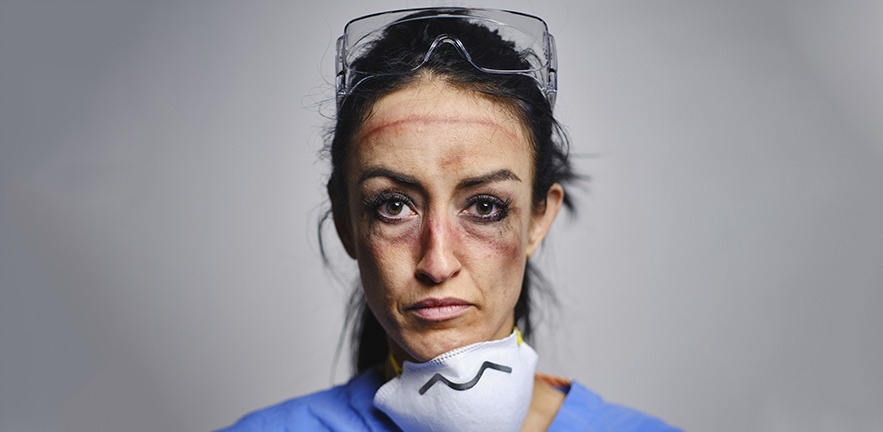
[406,297,472,322]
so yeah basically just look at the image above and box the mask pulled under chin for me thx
[373,330,538,432]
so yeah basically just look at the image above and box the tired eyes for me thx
[465,194,510,222]
[363,191,511,224]
[362,191,416,222]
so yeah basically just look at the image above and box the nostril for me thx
[416,271,443,285]
[416,268,460,285]
[415,245,461,284]
[414,215,462,284]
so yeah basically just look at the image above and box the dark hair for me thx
[320,9,578,373]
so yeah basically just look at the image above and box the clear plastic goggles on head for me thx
[335,7,558,109]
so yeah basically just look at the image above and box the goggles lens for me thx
[336,8,558,108]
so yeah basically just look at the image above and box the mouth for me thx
[406,297,472,322]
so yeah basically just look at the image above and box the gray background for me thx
[1,0,881,431]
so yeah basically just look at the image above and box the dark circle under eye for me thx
[385,200,404,215]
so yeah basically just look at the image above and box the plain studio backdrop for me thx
[1,0,882,431]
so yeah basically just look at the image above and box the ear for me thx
[328,181,357,259]
[526,183,564,258]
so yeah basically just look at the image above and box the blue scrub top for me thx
[219,369,680,431]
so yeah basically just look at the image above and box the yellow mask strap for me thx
[387,352,403,378]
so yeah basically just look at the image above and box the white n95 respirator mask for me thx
[373,330,538,432]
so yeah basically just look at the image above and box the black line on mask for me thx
[418,361,512,395]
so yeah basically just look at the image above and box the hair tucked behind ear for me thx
[318,9,580,374]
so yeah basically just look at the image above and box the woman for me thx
[223,8,678,431]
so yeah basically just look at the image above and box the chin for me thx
[399,328,489,362]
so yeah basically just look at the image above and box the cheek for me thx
[462,212,528,264]
[354,221,421,296]
[461,217,529,299]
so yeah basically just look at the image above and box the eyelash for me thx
[363,191,511,224]
[464,195,511,223]
[363,191,416,223]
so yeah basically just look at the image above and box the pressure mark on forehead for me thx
[358,115,520,142]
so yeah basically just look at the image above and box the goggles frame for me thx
[335,7,558,109]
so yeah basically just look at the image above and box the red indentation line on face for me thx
[359,115,517,141]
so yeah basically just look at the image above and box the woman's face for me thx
[334,77,562,362]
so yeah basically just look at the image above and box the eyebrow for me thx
[358,167,521,190]
[457,169,522,188]
[358,167,424,192]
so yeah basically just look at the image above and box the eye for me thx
[381,199,406,217]
[364,191,417,223]
[475,201,496,216]
[465,195,510,222]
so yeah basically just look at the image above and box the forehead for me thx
[351,79,533,178]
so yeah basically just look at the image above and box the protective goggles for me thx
[335,7,558,109]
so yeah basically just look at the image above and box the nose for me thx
[415,215,462,284]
